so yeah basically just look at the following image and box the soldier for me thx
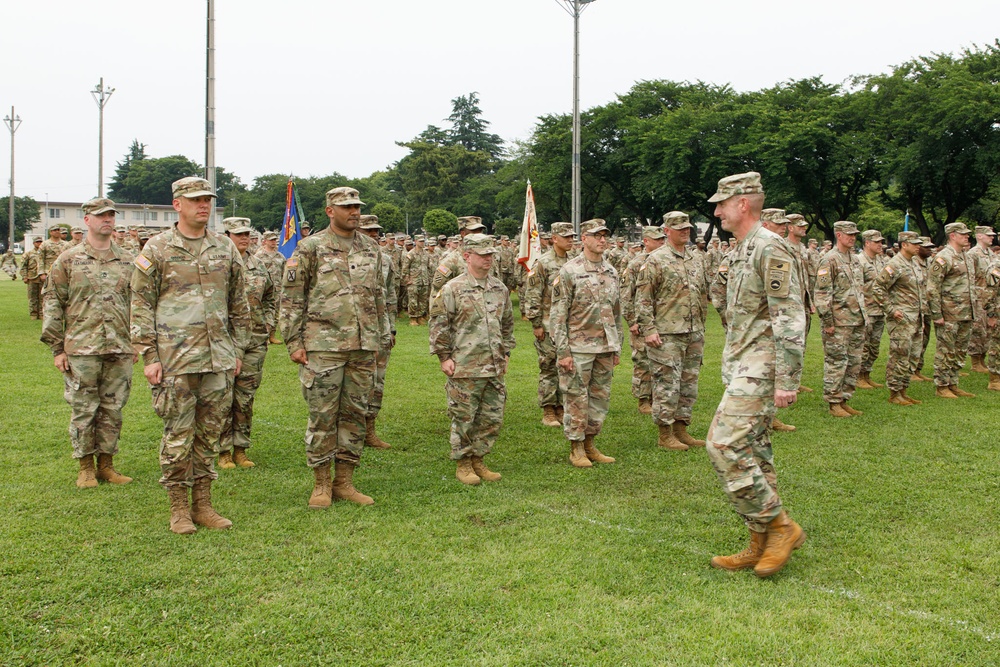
[300,221,312,237]
[550,219,622,468]
[20,237,44,317]
[856,229,888,389]
[1,248,16,279]
[70,227,84,246]
[759,208,799,431]
[635,212,710,451]
[41,197,135,488]
[402,236,433,325]
[522,222,574,427]
[704,172,806,578]
[786,214,815,393]
[38,225,70,283]
[967,226,996,373]
[873,232,927,405]
[218,217,277,470]
[815,221,868,418]
[255,230,286,344]
[621,226,665,416]
[132,177,250,534]
[430,216,488,300]
[806,238,821,296]
[114,225,127,247]
[927,222,979,398]
[360,215,397,450]
[429,234,515,485]
[279,187,389,509]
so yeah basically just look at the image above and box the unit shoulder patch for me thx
[766,256,791,298]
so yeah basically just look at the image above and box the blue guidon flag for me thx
[279,178,303,259]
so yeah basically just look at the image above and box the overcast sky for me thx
[3,0,996,203]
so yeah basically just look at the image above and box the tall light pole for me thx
[205,0,217,230]
[557,0,596,236]
[4,107,21,249]
[91,78,115,197]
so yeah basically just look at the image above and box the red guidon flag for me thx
[517,180,541,272]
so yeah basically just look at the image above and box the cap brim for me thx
[333,199,365,207]
[88,206,118,215]
[468,248,498,255]
[176,190,218,199]
[707,193,730,203]
[465,224,486,231]
[584,226,610,235]
[228,226,253,235]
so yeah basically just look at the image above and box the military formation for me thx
[23,169,1000,580]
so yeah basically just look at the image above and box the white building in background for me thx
[29,201,225,238]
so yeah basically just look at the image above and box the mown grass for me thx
[1,277,997,666]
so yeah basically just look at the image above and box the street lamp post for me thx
[91,78,115,197]
[4,107,22,249]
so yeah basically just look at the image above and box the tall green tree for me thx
[0,196,40,242]
[447,92,505,158]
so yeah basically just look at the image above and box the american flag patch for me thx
[437,265,450,275]
[135,254,153,273]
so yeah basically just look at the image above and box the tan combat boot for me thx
[583,434,615,463]
[797,385,814,393]
[950,384,976,398]
[771,417,796,432]
[888,390,911,406]
[555,405,565,422]
[569,440,593,467]
[409,318,419,327]
[541,405,561,427]
[456,457,481,485]
[710,530,767,571]
[233,447,255,468]
[915,372,933,382]
[910,373,925,383]
[754,511,807,578]
[76,455,98,489]
[866,374,884,388]
[971,354,989,373]
[900,388,921,405]
[96,453,132,484]
[269,332,283,345]
[841,402,863,416]
[828,402,852,418]
[935,385,958,399]
[218,450,236,469]
[364,415,391,449]
[673,421,706,446]
[167,487,197,535]
[658,424,688,451]
[988,373,1000,391]
[308,463,332,509]
[332,461,374,505]
[190,478,233,530]
[856,373,875,389]
[637,399,652,415]
[471,455,501,482]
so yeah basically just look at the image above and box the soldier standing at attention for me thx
[521,222,574,427]
[430,216,488,300]
[550,219,622,468]
[131,177,250,534]
[42,198,135,488]
[967,226,996,373]
[38,225,70,285]
[815,221,868,418]
[635,211,710,451]
[21,237,44,318]
[360,215,397,450]
[704,172,806,578]
[280,187,389,509]
[218,217,277,470]
[620,225,665,416]
[785,214,815,393]
[927,222,979,398]
[856,229,888,390]
[758,208,798,431]
[255,231,286,344]
[429,234,515,485]
[401,235,433,325]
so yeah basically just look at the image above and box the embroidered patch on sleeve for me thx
[134,254,153,274]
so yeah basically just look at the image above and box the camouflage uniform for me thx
[521,243,570,409]
[857,246,887,375]
[1,250,17,279]
[815,241,868,405]
[131,225,250,488]
[402,246,434,320]
[20,245,43,318]
[927,237,979,387]
[38,236,70,276]
[967,239,994,359]
[873,238,926,393]
[620,250,653,406]
[255,246,286,293]
[370,243,398,421]
[710,253,730,330]
[41,241,134,460]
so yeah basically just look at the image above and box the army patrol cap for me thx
[457,216,486,232]
[861,229,885,243]
[975,226,995,236]
[708,171,764,203]
[551,222,575,237]
[426,238,438,247]
[71,227,85,234]
[172,176,217,199]
[540,232,552,240]
[359,215,382,230]
[114,224,126,232]
[301,221,311,230]
[138,229,151,240]
[262,231,279,241]
[897,231,920,244]
[580,219,610,235]
[81,197,118,215]
[786,213,808,227]
[641,225,666,240]
[918,236,935,248]
[662,211,693,230]
[325,187,365,207]
[32,237,42,245]
[761,208,789,224]
[833,221,860,235]
[463,233,498,255]
[944,222,972,236]
[223,217,253,234]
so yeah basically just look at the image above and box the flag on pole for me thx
[517,180,541,272]
[903,210,910,232]
[279,178,302,258]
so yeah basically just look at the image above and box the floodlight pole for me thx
[91,78,115,197]
[558,0,595,236]
[4,107,21,249]
[206,0,217,230]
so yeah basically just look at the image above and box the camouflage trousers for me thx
[407,284,429,319]
[705,382,781,534]
[533,333,562,408]
[629,331,651,402]
[860,316,885,374]
[300,350,375,468]
[63,354,133,459]
[969,307,989,357]
[398,282,408,312]
[648,331,704,426]
[885,317,923,392]
[368,341,393,418]
[821,324,865,404]
[559,351,615,441]
[933,320,972,387]
[26,280,42,318]
[987,322,1000,374]
[220,342,267,452]
[152,371,233,489]
[920,317,932,373]
[445,376,506,460]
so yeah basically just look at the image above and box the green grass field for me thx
[1,277,998,666]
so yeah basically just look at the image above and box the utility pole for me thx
[91,78,115,197]
[4,107,21,249]
[205,0,217,230]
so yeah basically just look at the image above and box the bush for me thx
[422,209,458,237]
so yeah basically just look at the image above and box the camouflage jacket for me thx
[429,271,515,378]
[873,253,926,323]
[521,249,569,331]
[722,222,805,393]
[857,252,887,318]
[254,248,286,291]
[619,251,648,326]
[242,251,278,346]
[1,251,17,272]
[550,254,622,358]
[635,243,709,336]
[927,245,979,322]
[39,239,70,275]
[815,249,868,328]
[381,247,398,331]
[20,249,41,282]
[968,244,995,306]
[431,249,464,296]
[131,226,250,374]
[41,242,134,356]
[402,248,434,288]
[279,228,388,355]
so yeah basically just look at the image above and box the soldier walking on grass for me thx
[20,237,43,318]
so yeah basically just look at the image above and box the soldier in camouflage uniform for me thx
[360,215,397,450]
[815,221,868,418]
[38,226,70,284]
[218,217,277,470]
[430,216,488,300]
[522,222,574,427]
[704,172,807,578]
[621,226,665,416]
[402,236,434,324]
[550,219,622,468]
[927,222,979,398]
[429,234,515,485]
[873,232,927,405]
[635,212,710,451]
[912,237,937,381]
[786,214,815,394]
[42,198,135,489]
[20,237,43,318]
[759,208,800,431]
[982,247,1000,391]
[1,248,17,279]
[856,229,888,389]
[280,187,389,509]
[132,177,250,534]
[967,226,996,373]
[255,230,286,344]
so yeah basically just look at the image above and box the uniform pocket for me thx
[151,376,177,419]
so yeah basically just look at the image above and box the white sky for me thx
[2,0,996,203]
